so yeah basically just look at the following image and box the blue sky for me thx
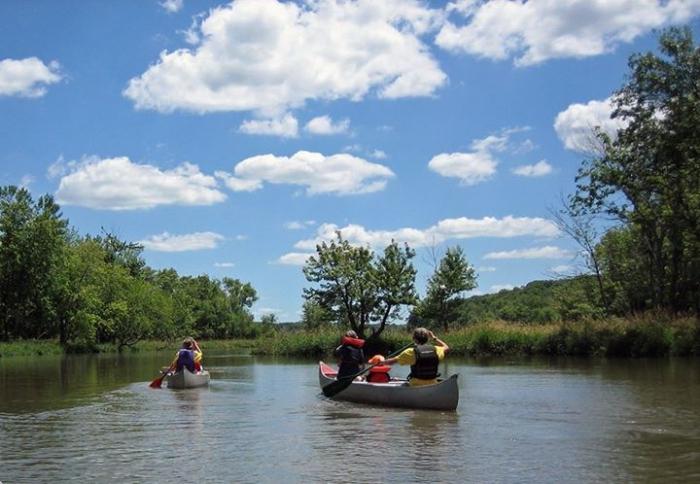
[2,0,699,321]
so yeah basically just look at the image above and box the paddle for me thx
[322,342,413,398]
[149,366,173,389]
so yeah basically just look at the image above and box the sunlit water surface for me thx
[1,352,699,483]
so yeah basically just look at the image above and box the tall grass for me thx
[252,315,700,357]
[0,339,64,357]
[2,315,698,358]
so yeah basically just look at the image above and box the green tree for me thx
[0,187,68,340]
[573,27,700,312]
[416,246,476,331]
[301,299,332,330]
[302,234,418,338]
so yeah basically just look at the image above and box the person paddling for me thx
[384,328,448,386]
[169,337,203,374]
[334,330,365,379]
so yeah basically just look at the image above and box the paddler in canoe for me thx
[149,336,204,388]
[334,330,365,379]
[384,327,449,386]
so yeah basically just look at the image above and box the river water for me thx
[1,352,699,483]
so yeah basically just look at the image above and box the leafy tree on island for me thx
[302,233,418,339]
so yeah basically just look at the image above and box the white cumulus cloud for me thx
[54,156,226,210]
[214,261,235,267]
[140,231,225,252]
[216,150,394,195]
[304,115,350,135]
[239,113,299,137]
[512,160,552,177]
[293,215,559,250]
[284,220,316,230]
[277,252,313,265]
[436,0,700,66]
[554,97,628,153]
[484,245,572,260]
[0,57,62,97]
[428,133,507,185]
[124,0,446,115]
[160,0,183,13]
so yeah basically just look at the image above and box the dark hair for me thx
[412,327,430,344]
[182,337,194,349]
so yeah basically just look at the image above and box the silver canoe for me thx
[319,362,458,411]
[167,368,211,389]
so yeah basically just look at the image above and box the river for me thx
[1,352,699,483]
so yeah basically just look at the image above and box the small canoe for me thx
[318,362,458,411]
[166,368,211,389]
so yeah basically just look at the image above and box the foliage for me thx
[573,27,700,313]
[0,185,259,349]
[303,234,417,338]
[411,246,477,331]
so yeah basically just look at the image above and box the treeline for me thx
[452,277,605,325]
[0,186,260,350]
[569,27,700,315]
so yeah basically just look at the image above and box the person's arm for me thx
[192,339,201,353]
[429,330,449,353]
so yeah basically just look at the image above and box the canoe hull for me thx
[167,369,210,389]
[318,362,458,411]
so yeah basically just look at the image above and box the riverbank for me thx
[2,316,698,358]
[254,315,700,357]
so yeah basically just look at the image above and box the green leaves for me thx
[415,246,477,331]
[302,234,417,338]
[573,27,700,313]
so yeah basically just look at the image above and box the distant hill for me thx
[455,275,604,324]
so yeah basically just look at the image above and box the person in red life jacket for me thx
[169,337,203,374]
[366,354,392,383]
[384,327,449,386]
[334,330,365,379]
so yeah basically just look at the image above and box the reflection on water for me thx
[1,353,699,482]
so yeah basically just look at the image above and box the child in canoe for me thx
[366,354,392,383]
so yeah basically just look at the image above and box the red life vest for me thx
[367,365,391,383]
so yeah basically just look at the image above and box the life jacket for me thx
[336,336,365,378]
[367,365,391,383]
[409,344,439,380]
[176,348,195,372]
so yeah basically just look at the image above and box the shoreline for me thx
[2,316,698,359]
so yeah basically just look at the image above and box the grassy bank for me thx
[255,315,700,357]
[0,339,64,357]
[3,315,698,358]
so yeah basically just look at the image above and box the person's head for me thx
[345,330,358,339]
[182,337,194,349]
[412,327,430,344]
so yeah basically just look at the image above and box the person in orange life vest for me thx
[334,330,365,379]
[169,337,203,373]
[366,354,392,383]
[384,327,448,386]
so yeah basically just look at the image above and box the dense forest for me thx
[0,186,260,350]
